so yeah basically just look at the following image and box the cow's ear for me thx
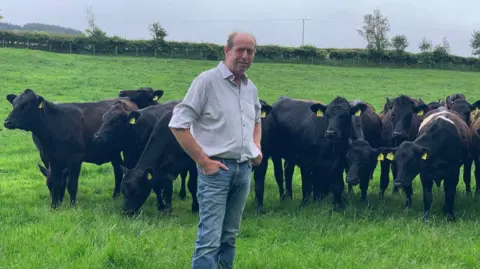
[418,146,431,160]
[378,147,397,161]
[118,90,126,97]
[350,103,367,116]
[127,111,141,124]
[261,103,272,118]
[152,90,164,101]
[310,103,327,117]
[144,168,154,180]
[446,95,453,109]
[414,103,428,116]
[37,96,45,109]
[470,100,480,110]
[6,94,17,104]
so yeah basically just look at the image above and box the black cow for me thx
[264,96,368,210]
[379,95,429,200]
[92,99,190,200]
[344,100,383,200]
[4,89,138,208]
[118,87,164,108]
[442,93,480,194]
[381,108,472,221]
[119,109,198,215]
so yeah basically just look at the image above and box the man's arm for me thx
[168,75,227,173]
[253,121,261,149]
[170,127,210,167]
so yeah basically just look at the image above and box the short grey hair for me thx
[226,32,257,50]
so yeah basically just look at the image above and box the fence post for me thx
[154,47,157,57]
[115,46,118,55]
[49,44,52,52]
[136,47,138,56]
[186,49,189,59]
[2,39,4,47]
[93,44,96,54]
[200,50,203,60]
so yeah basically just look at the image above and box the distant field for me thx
[1,48,480,269]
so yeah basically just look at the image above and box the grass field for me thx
[2,48,480,269]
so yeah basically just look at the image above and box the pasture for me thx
[1,48,480,268]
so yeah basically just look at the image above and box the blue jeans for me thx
[191,158,252,269]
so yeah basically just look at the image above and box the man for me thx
[168,31,262,269]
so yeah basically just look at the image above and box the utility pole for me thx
[301,18,309,46]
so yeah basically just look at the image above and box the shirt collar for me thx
[217,61,248,85]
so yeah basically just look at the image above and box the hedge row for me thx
[1,30,479,68]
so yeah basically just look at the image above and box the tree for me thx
[433,36,450,55]
[391,34,409,52]
[84,6,107,42]
[470,30,480,56]
[149,22,167,46]
[419,37,432,53]
[357,9,391,51]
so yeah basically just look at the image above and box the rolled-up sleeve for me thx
[168,75,207,129]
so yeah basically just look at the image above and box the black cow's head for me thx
[446,94,480,125]
[4,89,46,131]
[94,100,140,146]
[345,139,382,186]
[120,166,153,215]
[389,95,429,142]
[310,97,368,140]
[118,87,164,109]
[382,142,430,188]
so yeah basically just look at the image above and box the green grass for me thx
[2,48,480,269]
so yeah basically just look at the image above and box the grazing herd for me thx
[3,88,480,221]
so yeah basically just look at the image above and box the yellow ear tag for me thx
[417,110,424,116]
[473,108,478,115]
[421,152,428,160]
[120,151,124,161]
[261,111,266,118]
[38,101,44,109]
[129,117,136,124]
[153,95,159,101]
[316,110,324,117]
[377,153,384,161]
[355,109,361,116]
[147,172,152,180]
[386,152,394,161]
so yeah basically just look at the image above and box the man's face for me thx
[224,34,256,76]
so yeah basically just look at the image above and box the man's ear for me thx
[310,103,327,117]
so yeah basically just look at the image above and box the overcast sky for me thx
[2,0,479,57]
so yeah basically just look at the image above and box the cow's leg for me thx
[178,169,188,200]
[271,155,285,200]
[391,161,399,194]
[66,162,82,206]
[379,160,390,199]
[360,176,369,201]
[162,177,174,214]
[111,156,123,199]
[283,159,294,199]
[463,156,473,195]
[419,173,434,221]
[443,168,460,221]
[300,167,312,206]
[151,177,166,212]
[254,153,269,213]
[474,154,480,195]
[331,170,345,211]
[188,166,199,213]
[49,161,67,209]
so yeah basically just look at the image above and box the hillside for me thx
[1,48,480,268]
[0,22,84,36]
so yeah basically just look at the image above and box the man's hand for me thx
[251,143,263,166]
[199,158,229,175]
